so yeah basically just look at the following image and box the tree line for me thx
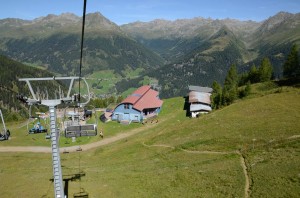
[211,44,300,109]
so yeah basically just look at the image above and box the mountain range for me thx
[0,12,163,75]
[121,12,300,97]
[0,11,299,99]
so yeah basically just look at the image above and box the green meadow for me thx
[77,68,148,97]
[0,82,299,197]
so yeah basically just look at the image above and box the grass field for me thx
[0,82,299,197]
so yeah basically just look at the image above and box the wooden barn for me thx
[188,85,213,118]
[111,85,163,124]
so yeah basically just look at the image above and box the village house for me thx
[111,85,163,124]
[188,85,213,118]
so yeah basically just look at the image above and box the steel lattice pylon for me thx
[18,77,90,198]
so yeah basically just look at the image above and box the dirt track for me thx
[0,122,155,153]
[142,142,250,198]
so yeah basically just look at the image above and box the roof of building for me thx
[190,104,212,112]
[122,85,150,104]
[189,91,211,104]
[120,85,163,112]
[188,85,213,93]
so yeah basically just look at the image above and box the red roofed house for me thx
[111,85,163,124]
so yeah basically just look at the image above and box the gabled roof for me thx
[190,104,212,112]
[189,85,213,93]
[120,85,163,112]
[133,89,163,111]
[122,85,151,105]
[189,91,211,105]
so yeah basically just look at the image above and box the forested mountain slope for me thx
[149,26,246,98]
[0,13,164,76]
[0,55,62,120]
[122,12,300,98]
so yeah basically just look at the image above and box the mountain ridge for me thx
[0,12,164,77]
[0,11,299,99]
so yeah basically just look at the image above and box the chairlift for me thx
[0,109,10,141]
[18,76,93,198]
[63,105,98,138]
[27,105,48,134]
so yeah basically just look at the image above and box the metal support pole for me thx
[0,110,7,139]
[49,106,65,198]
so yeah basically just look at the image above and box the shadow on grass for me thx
[183,96,191,117]
[49,172,88,198]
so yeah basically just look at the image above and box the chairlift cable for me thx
[77,0,87,195]
[78,0,87,105]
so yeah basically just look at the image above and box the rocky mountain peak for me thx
[33,13,80,26]
[260,11,294,31]
[85,12,120,31]
[209,25,237,42]
[59,13,80,21]
[0,18,31,27]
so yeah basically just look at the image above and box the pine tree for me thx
[224,64,238,87]
[245,81,251,96]
[248,64,259,83]
[211,81,222,109]
[258,57,273,82]
[222,64,238,105]
[283,44,300,78]
[238,72,248,86]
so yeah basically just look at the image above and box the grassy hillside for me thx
[0,82,299,197]
[84,68,145,97]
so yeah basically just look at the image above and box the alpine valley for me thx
[0,11,299,99]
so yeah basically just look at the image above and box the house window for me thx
[124,104,130,109]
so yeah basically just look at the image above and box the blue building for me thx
[111,85,163,124]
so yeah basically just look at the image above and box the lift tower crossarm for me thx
[19,77,90,107]
[19,77,79,102]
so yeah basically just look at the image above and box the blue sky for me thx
[1,0,299,25]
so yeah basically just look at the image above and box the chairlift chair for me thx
[27,106,48,134]
[64,105,97,138]
[0,109,10,141]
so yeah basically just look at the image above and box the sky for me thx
[0,0,299,25]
